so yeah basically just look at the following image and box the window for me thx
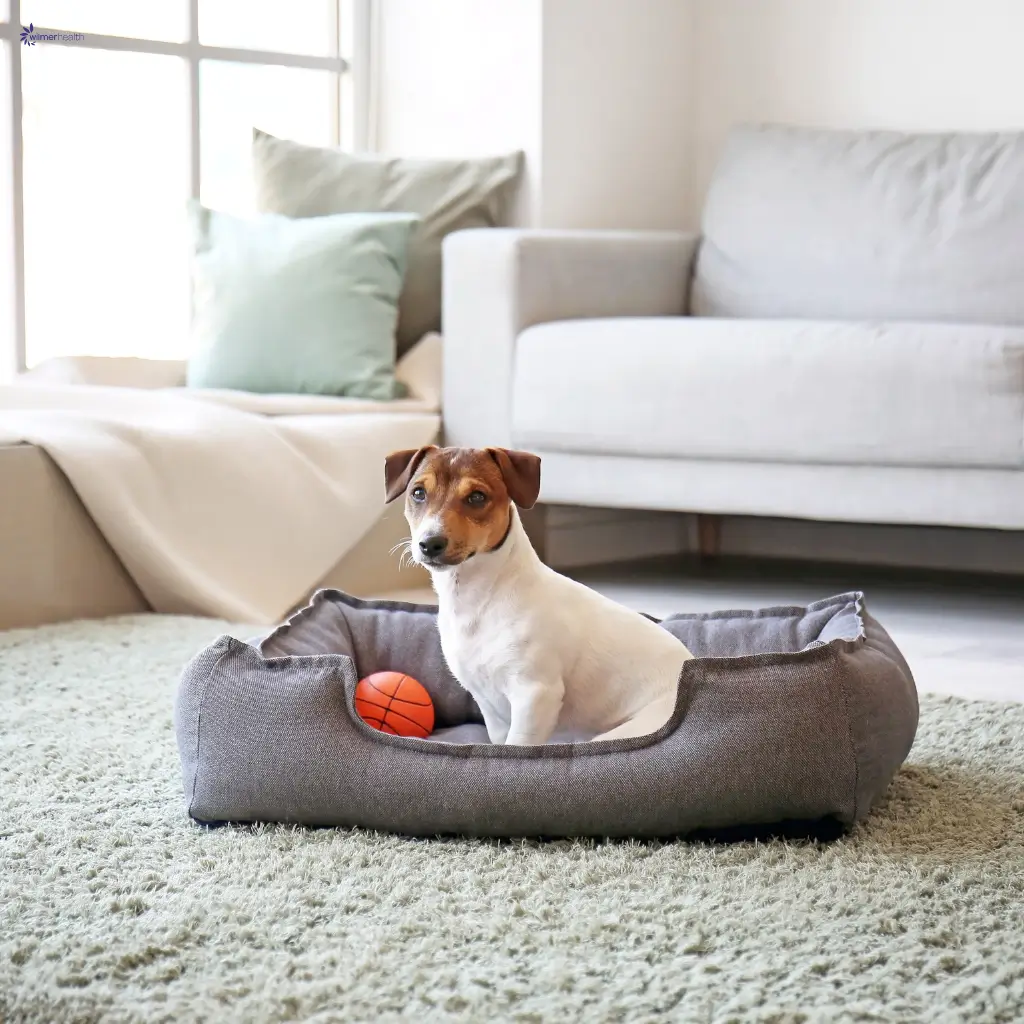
[0,0,369,379]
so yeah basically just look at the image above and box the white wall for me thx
[692,0,1024,219]
[376,0,543,159]
[540,0,692,229]
[375,0,693,230]
[375,0,543,221]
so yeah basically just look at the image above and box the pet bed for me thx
[174,589,918,838]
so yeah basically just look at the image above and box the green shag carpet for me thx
[1,615,1022,1023]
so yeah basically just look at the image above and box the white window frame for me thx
[0,0,375,379]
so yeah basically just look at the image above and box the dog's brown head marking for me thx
[384,446,541,568]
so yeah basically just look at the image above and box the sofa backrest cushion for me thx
[691,124,1024,325]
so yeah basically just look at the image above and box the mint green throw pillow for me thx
[187,203,417,399]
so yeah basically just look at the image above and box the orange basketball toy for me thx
[354,672,435,739]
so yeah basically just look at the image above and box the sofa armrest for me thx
[441,228,698,448]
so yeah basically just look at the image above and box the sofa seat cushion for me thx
[692,125,1024,325]
[510,318,1024,469]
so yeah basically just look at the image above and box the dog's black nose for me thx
[418,534,449,558]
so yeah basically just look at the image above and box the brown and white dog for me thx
[384,445,693,745]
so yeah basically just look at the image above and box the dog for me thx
[384,445,694,745]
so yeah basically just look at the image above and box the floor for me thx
[4,613,1022,1020]
[383,556,1024,704]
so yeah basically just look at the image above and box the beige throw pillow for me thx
[253,130,524,353]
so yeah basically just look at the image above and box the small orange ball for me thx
[355,672,435,739]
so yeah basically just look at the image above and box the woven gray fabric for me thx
[174,590,917,838]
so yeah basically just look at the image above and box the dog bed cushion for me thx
[174,590,918,838]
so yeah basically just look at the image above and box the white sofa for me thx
[442,125,1024,534]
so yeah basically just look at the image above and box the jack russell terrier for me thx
[384,445,693,745]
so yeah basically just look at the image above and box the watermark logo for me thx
[20,24,85,45]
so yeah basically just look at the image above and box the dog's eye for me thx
[410,486,427,502]
[466,490,488,506]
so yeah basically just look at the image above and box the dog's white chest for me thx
[437,605,528,696]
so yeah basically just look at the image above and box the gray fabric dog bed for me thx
[174,590,918,838]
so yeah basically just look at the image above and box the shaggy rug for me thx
[1,616,1022,1024]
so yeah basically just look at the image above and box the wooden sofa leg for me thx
[696,514,722,560]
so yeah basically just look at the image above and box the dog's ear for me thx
[487,448,542,509]
[384,445,437,503]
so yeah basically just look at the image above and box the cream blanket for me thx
[0,337,441,622]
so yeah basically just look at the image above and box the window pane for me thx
[0,42,14,380]
[200,60,335,215]
[21,0,188,42]
[338,0,356,62]
[200,0,336,56]
[22,47,190,364]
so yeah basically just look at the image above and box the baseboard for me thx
[540,505,690,569]
[716,515,1024,576]
[535,504,1024,576]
